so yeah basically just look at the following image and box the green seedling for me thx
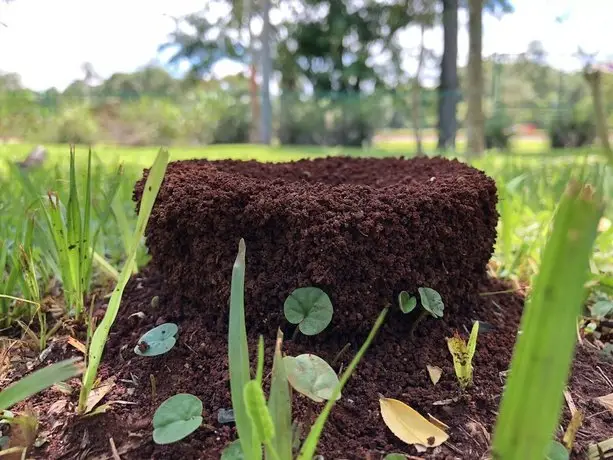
[492,180,605,460]
[398,291,417,314]
[225,238,388,460]
[446,321,479,390]
[0,358,84,411]
[78,149,168,414]
[284,287,333,339]
[134,323,178,357]
[401,287,445,338]
[418,287,444,317]
[152,393,203,445]
[283,354,341,403]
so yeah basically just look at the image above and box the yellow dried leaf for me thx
[563,409,583,450]
[597,393,613,412]
[379,396,449,448]
[67,336,87,354]
[426,365,442,386]
[85,377,115,414]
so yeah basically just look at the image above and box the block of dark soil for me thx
[133,156,498,336]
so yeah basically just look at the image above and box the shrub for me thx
[548,111,596,149]
[485,112,514,150]
[53,105,99,144]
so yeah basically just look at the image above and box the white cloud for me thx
[0,0,611,91]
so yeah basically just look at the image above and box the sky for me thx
[0,0,610,92]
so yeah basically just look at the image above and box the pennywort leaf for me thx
[152,393,203,445]
[284,287,333,336]
[284,354,340,403]
[418,287,444,318]
[134,323,178,357]
[398,291,417,314]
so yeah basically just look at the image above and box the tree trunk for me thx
[259,0,273,144]
[438,0,459,150]
[584,69,613,164]
[466,0,485,157]
[412,24,427,157]
[242,0,260,143]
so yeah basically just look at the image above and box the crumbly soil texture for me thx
[8,156,612,460]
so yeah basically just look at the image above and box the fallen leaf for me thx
[67,337,87,354]
[85,378,116,414]
[47,399,68,416]
[596,393,613,412]
[379,395,449,448]
[426,365,442,386]
[563,409,583,450]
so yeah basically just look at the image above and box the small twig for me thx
[331,342,351,367]
[596,366,613,388]
[150,374,157,401]
[109,438,120,460]
[564,389,577,416]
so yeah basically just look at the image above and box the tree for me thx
[438,0,459,150]
[465,0,485,156]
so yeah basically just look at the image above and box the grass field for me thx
[1,141,612,458]
[1,142,611,306]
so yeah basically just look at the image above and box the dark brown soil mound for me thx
[133,156,498,337]
[30,270,613,460]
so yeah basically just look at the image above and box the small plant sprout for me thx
[402,287,445,338]
[398,291,417,314]
[418,287,444,318]
[446,321,480,390]
[283,287,333,339]
[152,393,203,445]
[133,323,178,357]
[283,354,341,403]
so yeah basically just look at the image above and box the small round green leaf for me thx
[398,291,417,314]
[221,440,245,460]
[134,323,178,357]
[284,287,333,336]
[418,287,444,318]
[152,393,203,445]
[546,440,569,460]
[591,300,613,318]
[384,454,407,460]
[283,354,340,402]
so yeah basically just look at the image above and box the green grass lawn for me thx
[0,142,611,328]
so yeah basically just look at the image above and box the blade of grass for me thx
[298,306,389,460]
[491,180,605,460]
[66,146,84,318]
[267,329,292,460]
[228,238,260,460]
[0,358,84,411]
[78,149,168,414]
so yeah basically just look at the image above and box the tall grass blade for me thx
[267,329,292,460]
[78,149,168,414]
[491,179,605,460]
[228,238,260,460]
[66,146,83,317]
[0,358,84,411]
[298,307,388,460]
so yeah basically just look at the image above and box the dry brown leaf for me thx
[426,365,442,386]
[67,336,87,354]
[597,393,613,412]
[379,395,449,448]
[85,377,116,414]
